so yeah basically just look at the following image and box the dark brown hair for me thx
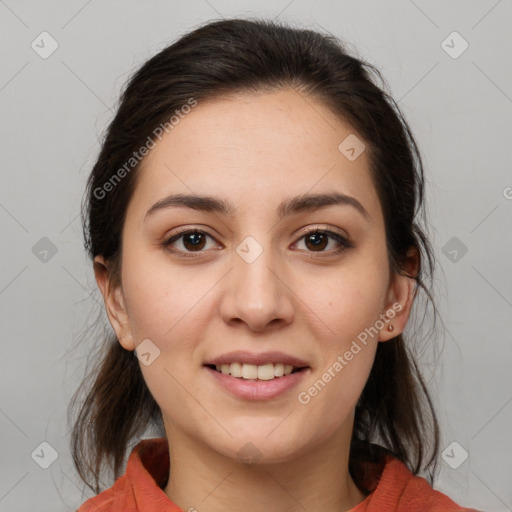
[69,17,441,495]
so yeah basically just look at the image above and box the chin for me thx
[206,428,308,465]
[233,442,300,465]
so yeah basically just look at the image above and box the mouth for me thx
[203,363,309,380]
[203,361,311,400]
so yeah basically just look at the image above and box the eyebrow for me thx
[145,191,370,222]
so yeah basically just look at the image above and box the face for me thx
[96,88,415,465]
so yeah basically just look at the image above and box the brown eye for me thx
[181,231,207,251]
[163,229,217,257]
[294,229,352,256]
[304,232,329,251]
[162,227,352,259]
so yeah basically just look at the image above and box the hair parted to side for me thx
[69,16,441,495]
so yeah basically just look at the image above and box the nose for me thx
[219,240,294,332]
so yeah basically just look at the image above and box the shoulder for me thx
[363,455,483,511]
[75,486,118,511]
[76,438,172,512]
[75,476,134,512]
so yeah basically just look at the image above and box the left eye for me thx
[293,229,351,254]
[163,228,351,257]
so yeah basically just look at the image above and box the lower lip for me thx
[204,366,310,400]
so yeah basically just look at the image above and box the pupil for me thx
[184,232,205,250]
[306,233,327,251]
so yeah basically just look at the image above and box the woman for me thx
[71,17,480,512]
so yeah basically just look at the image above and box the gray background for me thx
[1,1,511,511]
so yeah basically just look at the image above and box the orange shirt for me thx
[77,438,481,512]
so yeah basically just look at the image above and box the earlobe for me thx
[93,255,135,351]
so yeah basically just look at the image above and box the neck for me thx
[163,421,367,512]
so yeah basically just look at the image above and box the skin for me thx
[94,88,418,512]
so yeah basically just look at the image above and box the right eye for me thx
[162,229,219,257]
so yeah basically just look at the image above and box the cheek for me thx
[120,250,212,425]
[304,256,389,345]
[297,344,377,446]
[296,270,382,427]
[121,245,215,341]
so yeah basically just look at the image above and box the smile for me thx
[203,364,310,400]
[205,362,307,380]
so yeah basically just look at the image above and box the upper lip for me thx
[204,351,310,368]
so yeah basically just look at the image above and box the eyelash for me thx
[162,227,353,259]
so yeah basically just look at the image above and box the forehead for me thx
[128,88,381,222]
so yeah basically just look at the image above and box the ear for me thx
[93,255,135,351]
[378,247,419,342]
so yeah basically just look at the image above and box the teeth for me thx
[257,364,273,380]
[215,362,297,380]
[229,362,242,377]
[242,364,258,379]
